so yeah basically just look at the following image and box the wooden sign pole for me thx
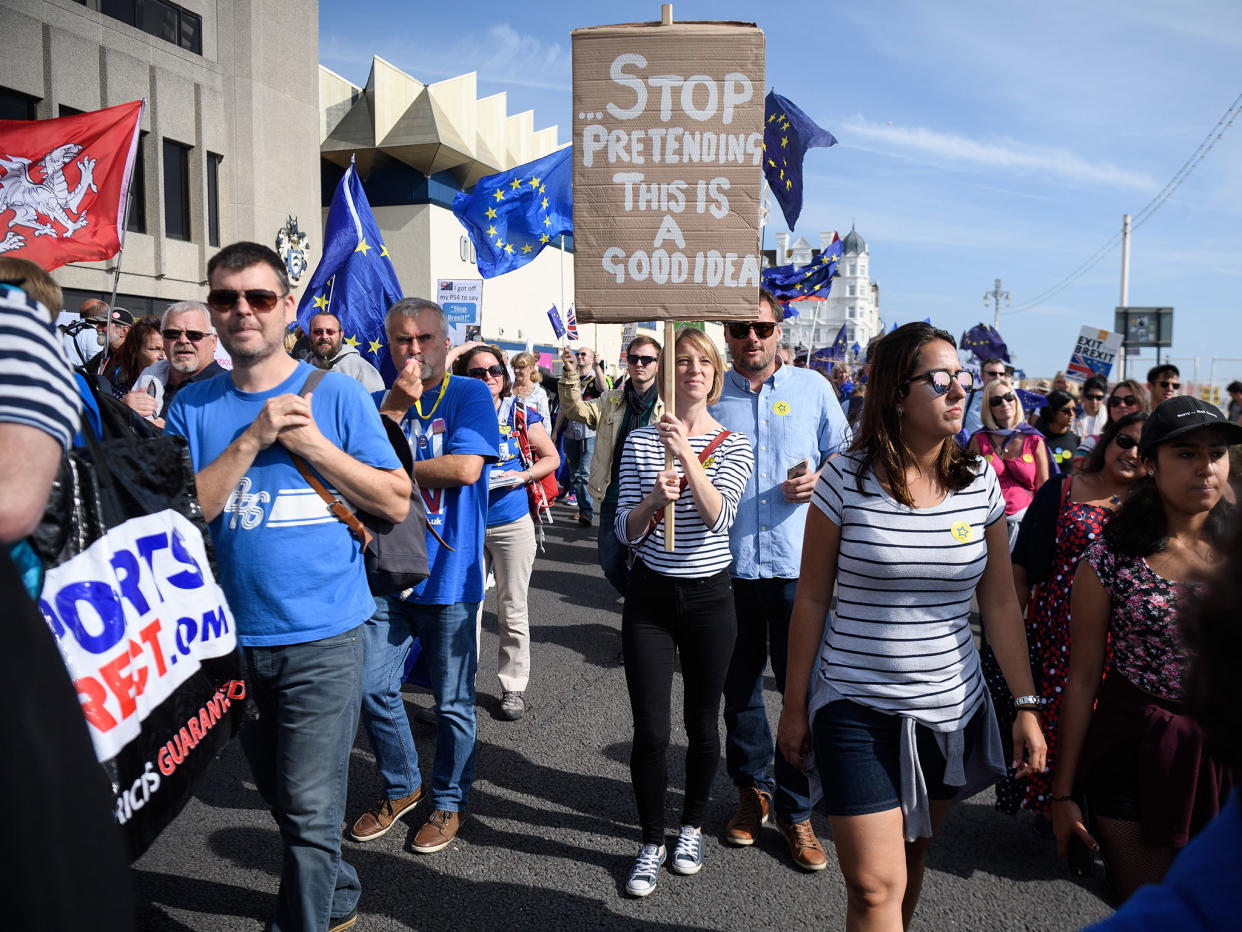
[660,3,676,552]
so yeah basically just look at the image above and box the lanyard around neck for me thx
[414,373,450,420]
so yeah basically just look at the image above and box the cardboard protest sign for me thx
[571,20,766,323]
[1066,326,1123,383]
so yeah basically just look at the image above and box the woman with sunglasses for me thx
[1073,379,1149,469]
[967,378,1049,548]
[1054,396,1240,902]
[1033,389,1081,474]
[614,327,753,896]
[451,345,559,722]
[777,323,1045,929]
[988,412,1148,821]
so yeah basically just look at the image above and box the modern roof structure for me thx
[319,57,564,187]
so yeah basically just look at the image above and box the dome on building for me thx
[842,223,867,256]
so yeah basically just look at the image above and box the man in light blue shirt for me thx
[709,287,850,872]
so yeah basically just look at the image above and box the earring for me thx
[1147,469,1154,476]
[897,406,904,417]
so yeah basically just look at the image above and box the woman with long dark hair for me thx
[1072,378,1149,469]
[777,322,1046,929]
[1053,396,1239,902]
[106,315,164,398]
[1034,389,1081,474]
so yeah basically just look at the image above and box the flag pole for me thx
[660,2,676,551]
[107,98,146,311]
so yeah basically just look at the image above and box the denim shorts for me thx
[813,698,984,817]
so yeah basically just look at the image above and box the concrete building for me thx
[0,0,323,316]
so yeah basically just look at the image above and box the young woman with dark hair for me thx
[777,322,1046,929]
[107,315,165,398]
[1073,379,1150,469]
[1054,396,1240,903]
[1034,389,1081,474]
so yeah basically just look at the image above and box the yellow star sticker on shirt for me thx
[485,206,497,220]
[312,294,329,310]
[510,178,523,191]
[493,189,505,201]
[369,338,383,355]
[355,238,371,255]
[344,335,360,347]
[521,243,532,254]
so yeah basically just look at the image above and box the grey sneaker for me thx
[669,825,704,875]
[499,691,525,721]
[625,843,666,897]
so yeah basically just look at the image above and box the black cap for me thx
[1139,395,1242,456]
[109,307,135,326]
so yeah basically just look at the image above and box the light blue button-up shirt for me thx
[710,363,851,580]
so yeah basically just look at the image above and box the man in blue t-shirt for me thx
[165,243,409,932]
[349,298,498,855]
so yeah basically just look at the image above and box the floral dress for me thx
[989,491,1110,814]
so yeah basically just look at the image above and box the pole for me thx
[559,234,565,316]
[1119,213,1131,380]
[660,3,676,551]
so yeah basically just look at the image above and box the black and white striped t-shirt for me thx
[0,287,80,451]
[811,452,1005,730]
[615,426,754,578]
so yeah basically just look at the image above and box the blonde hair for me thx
[0,257,62,319]
[511,351,541,384]
[980,377,1024,429]
[657,326,724,406]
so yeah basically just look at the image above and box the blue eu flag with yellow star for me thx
[761,235,843,301]
[960,322,1010,362]
[764,91,837,230]
[297,157,404,384]
[829,323,848,361]
[452,147,573,279]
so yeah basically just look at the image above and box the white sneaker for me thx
[669,825,703,875]
[625,843,666,897]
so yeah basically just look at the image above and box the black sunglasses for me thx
[162,328,209,343]
[1108,394,1139,407]
[206,288,283,312]
[725,321,777,339]
[1113,433,1139,450]
[466,365,506,380]
[901,368,975,395]
[1083,393,1105,402]
[1157,380,1180,390]
[988,391,1017,407]
[627,353,658,366]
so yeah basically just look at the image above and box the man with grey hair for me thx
[349,297,499,854]
[124,301,225,426]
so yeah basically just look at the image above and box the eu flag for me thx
[763,91,837,230]
[762,236,843,301]
[296,157,404,384]
[829,323,848,361]
[961,323,1010,362]
[452,147,573,279]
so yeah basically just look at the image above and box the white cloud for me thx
[839,117,1158,192]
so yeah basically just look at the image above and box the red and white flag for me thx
[0,99,144,271]
[565,304,580,341]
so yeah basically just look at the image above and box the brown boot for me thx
[347,786,424,842]
[724,786,771,846]
[412,809,463,853]
[777,816,828,871]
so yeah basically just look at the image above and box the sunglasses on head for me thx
[466,364,506,380]
[989,391,1016,407]
[1108,394,1139,408]
[206,288,283,312]
[1113,433,1139,450]
[627,353,658,366]
[725,321,777,339]
[162,328,209,343]
[901,368,975,395]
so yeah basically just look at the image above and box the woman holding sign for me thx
[776,323,1045,929]
[613,327,754,897]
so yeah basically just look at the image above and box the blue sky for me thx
[320,0,1242,381]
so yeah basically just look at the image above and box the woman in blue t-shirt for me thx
[452,345,559,723]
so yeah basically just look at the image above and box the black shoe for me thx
[578,515,592,527]
[328,908,357,932]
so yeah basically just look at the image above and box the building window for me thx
[179,9,201,52]
[58,105,84,118]
[206,152,222,247]
[846,284,855,296]
[0,86,38,121]
[94,0,203,54]
[127,133,148,235]
[162,139,191,241]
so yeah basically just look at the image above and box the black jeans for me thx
[622,560,737,845]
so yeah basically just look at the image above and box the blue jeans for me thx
[241,626,364,932]
[597,501,629,597]
[564,436,595,519]
[722,577,812,823]
[360,597,479,811]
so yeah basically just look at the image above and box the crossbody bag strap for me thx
[635,429,731,547]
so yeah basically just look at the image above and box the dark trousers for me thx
[622,560,737,845]
[722,577,812,822]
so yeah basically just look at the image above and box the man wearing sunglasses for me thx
[960,356,1008,441]
[164,242,410,932]
[304,310,383,393]
[124,301,226,427]
[1146,363,1181,405]
[553,346,609,526]
[556,335,664,594]
[710,288,850,871]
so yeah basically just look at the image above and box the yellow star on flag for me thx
[494,238,504,249]
[530,176,541,187]
[355,238,371,255]
[781,136,788,148]
[540,233,550,244]
[493,189,505,201]
[503,243,514,254]
[521,244,532,254]
[539,184,546,194]
[543,215,551,227]
[485,206,497,220]
[541,197,548,209]
[487,225,497,237]
[510,178,523,191]
[786,179,792,190]
[369,338,383,355]
[380,244,389,258]
[312,294,329,310]
[345,335,360,347]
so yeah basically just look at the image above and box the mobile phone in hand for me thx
[787,459,809,480]
[1066,834,1094,878]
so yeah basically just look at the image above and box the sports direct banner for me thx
[1065,326,1123,384]
[38,510,244,855]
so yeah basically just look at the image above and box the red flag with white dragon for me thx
[0,99,144,271]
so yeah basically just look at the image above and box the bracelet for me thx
[1050,795,1074,803]
[1013,694,1042,710]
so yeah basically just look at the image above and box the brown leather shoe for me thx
[777,816,828,871]
[347,786,424,842]
[412,809,462,854]
[724,786,771,846]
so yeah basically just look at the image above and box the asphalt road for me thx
[132,505,1114,931]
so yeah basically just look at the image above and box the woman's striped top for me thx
[811,451,1005,730]
[0,286,80,451]
[614,426,753,578]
